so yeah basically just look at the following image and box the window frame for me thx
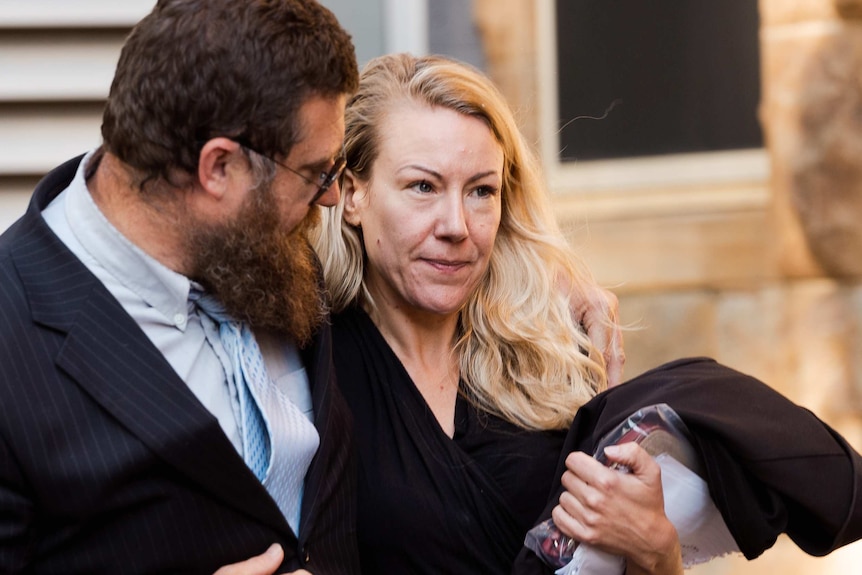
[536,1,770,200]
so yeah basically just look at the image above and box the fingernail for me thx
[267,543,282,556]
[604,445,621,457]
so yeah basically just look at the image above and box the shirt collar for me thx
[65,150,194,325]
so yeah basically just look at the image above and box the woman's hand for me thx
[551,443,683,575]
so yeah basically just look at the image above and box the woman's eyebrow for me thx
[400,164,442,179]
[399,165,499,185]
[465,170,500,184]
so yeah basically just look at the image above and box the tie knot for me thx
[189,289,233,325]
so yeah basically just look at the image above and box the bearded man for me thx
[0,1,359,573]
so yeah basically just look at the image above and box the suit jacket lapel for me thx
[298,325,329,538]
[12,159,293,538]
[298,318,348,540]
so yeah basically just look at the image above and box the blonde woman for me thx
[308,51,862,575]
[313,53,678,574]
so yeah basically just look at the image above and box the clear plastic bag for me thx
[523,403,696,569]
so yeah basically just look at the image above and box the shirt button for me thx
[302,547,310,564]
[173,313,187,328]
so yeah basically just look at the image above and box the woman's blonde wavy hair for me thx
[312,53,609,431]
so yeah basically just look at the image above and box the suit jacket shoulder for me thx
[0,157,359,574]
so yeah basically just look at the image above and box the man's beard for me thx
[186,183,326,346]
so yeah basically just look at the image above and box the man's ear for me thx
[197,138,245,200]
[341,169,366,227]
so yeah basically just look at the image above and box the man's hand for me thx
[570,283,625,387]
[551,443,682,575]
[212,543,312,575]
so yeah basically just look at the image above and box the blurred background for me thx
[2,1,861,572]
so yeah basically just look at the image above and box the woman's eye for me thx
[412,180,434,193]
[474,185,497,198]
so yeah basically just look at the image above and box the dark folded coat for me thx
[513,357,862,573]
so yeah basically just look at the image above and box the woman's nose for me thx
[435,193,468,240]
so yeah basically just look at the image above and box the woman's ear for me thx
[341,169,366,227]
[197,138,244,200]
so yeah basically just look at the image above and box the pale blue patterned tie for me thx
[191,291,319,534]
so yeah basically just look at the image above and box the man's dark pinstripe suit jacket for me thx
[0,156,360,574]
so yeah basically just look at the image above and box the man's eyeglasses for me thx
[234,138,346,206]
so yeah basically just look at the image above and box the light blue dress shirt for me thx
[41,150,316,458]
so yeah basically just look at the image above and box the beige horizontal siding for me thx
[0,32,127,101]
[0,3,152,232]
[0,104,103,175]
[0,1,153,28]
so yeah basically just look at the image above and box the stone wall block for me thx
[618,292,718,379]
[761,30,832,276]
[714,287,785,390]
[783,280,856,416]
[789,29,862,276]
[760,0,839,26]
[473,0,538,143]
[761,0,862,277]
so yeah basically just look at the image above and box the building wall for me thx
[475,0,862,572]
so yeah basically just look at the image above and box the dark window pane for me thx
[555,0,762,162]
